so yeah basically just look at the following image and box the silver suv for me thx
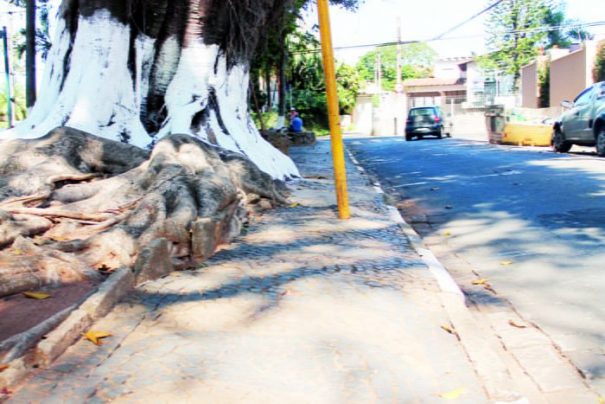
[553,82,605,156]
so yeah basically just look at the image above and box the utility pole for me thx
[377,51,382,96]
[25,0,36,108]
[2,26,12,128]
[317,0,350,220]
[396,17,402,91]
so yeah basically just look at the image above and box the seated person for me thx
[289,112,303,133]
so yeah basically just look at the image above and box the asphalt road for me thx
[346,135,605,392]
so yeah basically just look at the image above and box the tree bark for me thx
[25,0,36,108]
[0,1,299,298]
[5,0,298,180]
[277,37,287,127]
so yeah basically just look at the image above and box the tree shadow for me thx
[345,137,605,360]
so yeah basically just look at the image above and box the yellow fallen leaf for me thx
[500,260,513,266]
[598,396,604,404]
[472,279,488,286]
[441,324,456,335]
[443,231,452,237]
[439,387,465,400]
[84,330,112,346]
[289,202,300,208]
[12,249,23,255]
[23,291,51,300]
[0,364,9,373]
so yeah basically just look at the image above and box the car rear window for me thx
[409,108,436,117]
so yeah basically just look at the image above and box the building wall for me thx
[466,62,485,107]
[550,43,597,107]
[352,93,407,136]
[352,95,374,135]
[434,61,462,80]
[521,62,539,108]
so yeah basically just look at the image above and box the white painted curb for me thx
[345,149,465,300]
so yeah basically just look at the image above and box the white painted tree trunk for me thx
[3,7,299,180]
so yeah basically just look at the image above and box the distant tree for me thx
[481,0,553,87]
[594,41,605,82]
[356,43,436,91]
[543,6,594,49]
[538,59,550,107]
[250,0,361,124]
[288,31,360,128]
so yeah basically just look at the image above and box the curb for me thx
[345,147,523,402]
[346,149,464,299]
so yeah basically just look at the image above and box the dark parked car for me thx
[405,106,450,141]
[553,81,605,156]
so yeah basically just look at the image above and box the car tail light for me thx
[434,116,441,123]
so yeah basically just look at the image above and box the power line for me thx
[319,20,605,53]
[431,0,507,41]
[289,20,605,55]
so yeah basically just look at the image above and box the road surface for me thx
[347,136,605,394]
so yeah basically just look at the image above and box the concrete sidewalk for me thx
[7,141,567,402]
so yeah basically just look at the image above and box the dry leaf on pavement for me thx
[23,291,51,300]
[84,330,112,346]
[508,320,527,329]
[472,279,488,285]
[500,260,513,266]
[438,387,465,399]
[441,324,456,335]
[289,202,300,208]
[443,231,452,237]
[0,364,9,373]
[484,284,497,294]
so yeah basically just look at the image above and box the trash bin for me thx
[484,105,506,144]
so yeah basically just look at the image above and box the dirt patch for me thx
[0,280,98,342]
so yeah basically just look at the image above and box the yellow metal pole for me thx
[317,0,350,220]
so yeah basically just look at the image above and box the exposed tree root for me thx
[0,127,288,298]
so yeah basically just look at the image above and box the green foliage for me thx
[543,6,594,50]
[288,32,361,128]
[482,0,595,88]
[482,0,553,84]
[6,0,52,60]
[0,84,27,127]
[356,43,436,91]
[335,64,360,115]
[594,41,605,83]
[538,60,550,108]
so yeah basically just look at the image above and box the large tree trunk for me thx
[0,1,299,300]
[4,0,298,180]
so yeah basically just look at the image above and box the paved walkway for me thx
[10,142,492,403]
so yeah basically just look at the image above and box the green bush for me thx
[538,60,550,108]
[594,41,605,82]
[0,85,27,128]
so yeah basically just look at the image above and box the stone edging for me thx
[344,147,525,402]
[0,267,135,390]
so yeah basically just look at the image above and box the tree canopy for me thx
[481,0,552,83]
[595,41,605,83]
[480,0,594,85]
[356,43,437,91]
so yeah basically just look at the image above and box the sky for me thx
[303,0,605,63]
